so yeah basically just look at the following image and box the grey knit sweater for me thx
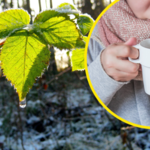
[87,25,150,126]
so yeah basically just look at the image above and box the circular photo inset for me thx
[86,0,150,128]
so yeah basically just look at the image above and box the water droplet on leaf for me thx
[19,98,26,108]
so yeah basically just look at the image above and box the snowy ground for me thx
[0,85,149,150]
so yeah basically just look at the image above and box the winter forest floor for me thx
[0,65,150,150]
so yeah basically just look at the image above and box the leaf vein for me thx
[4,44,25,64]
[5,11,24,24]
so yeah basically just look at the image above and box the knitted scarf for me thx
[98,0,150,80]
[98,0,150,46]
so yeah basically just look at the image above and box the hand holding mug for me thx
[101,37,140,82]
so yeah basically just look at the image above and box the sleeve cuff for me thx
[88,51,130,105]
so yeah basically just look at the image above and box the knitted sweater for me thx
[87,24,150,126]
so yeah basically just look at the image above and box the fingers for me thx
[107,68,139,82]
[101,38,140,82]
[124,37,139,59]
[109,44,139,59]
[139,64,142,71]
[112,58,140,73]
[104,54,140,73]
[128,47,139,59]
[124,37,137,46]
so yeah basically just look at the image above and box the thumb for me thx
[125,37,139,60]
[124,37,137,46]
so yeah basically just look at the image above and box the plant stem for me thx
[17,100,25,150]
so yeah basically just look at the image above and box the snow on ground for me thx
[0,88,149,150]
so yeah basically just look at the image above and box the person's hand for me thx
[101,37,140,82]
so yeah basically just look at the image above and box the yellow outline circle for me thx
[85,0,150,129]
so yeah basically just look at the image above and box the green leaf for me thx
[75,36,87,48]
[0,9,30,39]
[56,3,79,18]
[1,30,50,101]
[71,48,85,71]
[72,36,87,70]
[77,14,94,35]
[34,10,61,23]
[75,38,85,48]
[34,10,81,49]
[57,3,77,10]
[34,7,79,24]
[0,49,1,67]
[83,36,88,42]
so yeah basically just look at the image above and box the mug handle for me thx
[128,44,141,63]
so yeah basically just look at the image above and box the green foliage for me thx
[57,3,77,10]
[0,9,30,39]
[56,3,79,18]
[34,10,60,23]
[71,36,87,71]
[1,30,50,100]
[77,14,94,35]
[35,12,80,49]
[0,3,94,102]
[71,48,85,71]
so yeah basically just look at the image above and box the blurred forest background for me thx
[0,0,149,150]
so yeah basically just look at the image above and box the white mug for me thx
[129,39,150,95]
